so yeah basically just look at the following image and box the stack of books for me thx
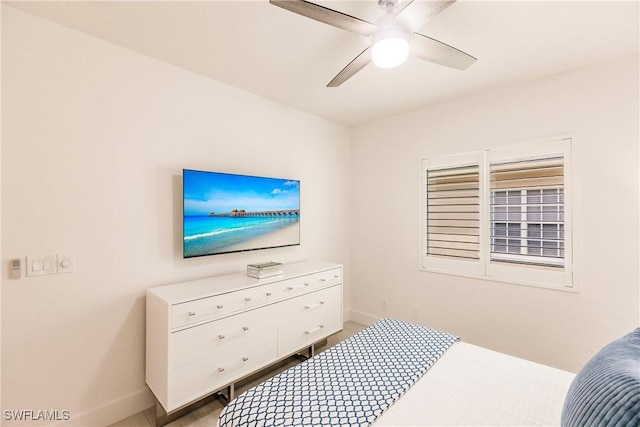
[247,261,283,279]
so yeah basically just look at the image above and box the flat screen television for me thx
[183,169,300,258]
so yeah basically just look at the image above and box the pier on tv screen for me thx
[183,169,300,258]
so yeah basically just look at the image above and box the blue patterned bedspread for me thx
[218,318,459,427]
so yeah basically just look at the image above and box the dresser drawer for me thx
[171,306,277,369]
[277,267,342,299]
[171,294,231,329]
[228,283,277,313]
[278,284,343,355]
[168,332,277,410]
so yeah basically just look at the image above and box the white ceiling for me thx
[6,0,639,127]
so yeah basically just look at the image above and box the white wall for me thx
[3,3,639,425]
[1,7,351,426]
[350,53,639,373]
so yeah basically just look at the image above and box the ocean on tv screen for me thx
[183,214,300,257]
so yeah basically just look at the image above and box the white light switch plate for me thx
[58,254,75,274]
[26,255,57,277]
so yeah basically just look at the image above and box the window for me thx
[421,138,572,289]
[490,157,564,267]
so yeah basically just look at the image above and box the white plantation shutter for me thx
[490,156,565,267]
[421,138,572,289]
[426,165,480,260]
[422,152,484,277]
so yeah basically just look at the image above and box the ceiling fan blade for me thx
[411,32,476,70]
[394,0,457,31]
[270,0,378,37]
[327,47,372,87]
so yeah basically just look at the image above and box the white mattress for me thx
[373,341,575,426]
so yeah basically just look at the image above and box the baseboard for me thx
[346,309,380,327]
[55,387,155,426]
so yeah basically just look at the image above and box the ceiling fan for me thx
[270,0,476,87]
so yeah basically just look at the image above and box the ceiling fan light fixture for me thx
[371,28,410,69]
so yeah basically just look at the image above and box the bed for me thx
[217,318,640,427]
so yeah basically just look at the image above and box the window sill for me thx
[419,265,577,293]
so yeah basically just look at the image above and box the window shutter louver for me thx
[426,165,480,260]
[490,156,564,268]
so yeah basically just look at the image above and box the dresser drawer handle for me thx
[305,324,325,335]
[218,367,225,372]
[244,297,252,302]
[320,278,327,282]
[304,301,325,310]
[218,334,226,340]
[266,292,272,296]
[287,283,310,291]
[216,304,224,309]
[242,326,249,331]
[188,312,196,317]
[334,274,339,279]
[242,357,249,362]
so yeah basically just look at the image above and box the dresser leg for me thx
[216,383,235,404]
[153,393,222,427]
[312,337,328,356]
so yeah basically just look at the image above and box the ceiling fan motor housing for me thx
[371,5,411,69]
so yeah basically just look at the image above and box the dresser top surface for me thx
[148,261,342,303]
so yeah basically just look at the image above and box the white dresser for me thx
[145,261,343,418]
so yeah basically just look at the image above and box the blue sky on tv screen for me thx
[183,170,300,216]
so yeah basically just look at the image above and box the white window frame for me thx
[420,138,573,290]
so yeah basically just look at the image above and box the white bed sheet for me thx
[372,341,575,426]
